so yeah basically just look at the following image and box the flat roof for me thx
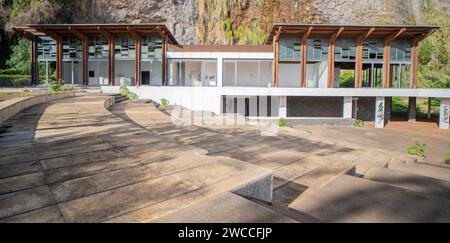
[266,23,439,44]
[13,23,178,45]
[168,45,273,53]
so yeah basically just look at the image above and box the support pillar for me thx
[162,35,167,86]
[56,37,63,84]
[108,38,115,86]
[82,37,89,85]
[31,37,38,86]
[278,96,287,118]
[343,96,353,119]
[408,97,416,122]
[439,98,449,129]
[375,97,385,128]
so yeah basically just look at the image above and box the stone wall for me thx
[287,96,343,117]
[0,91,75,124]
[356,97,376,121]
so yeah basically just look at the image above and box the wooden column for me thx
[131,32,141,86]
[384,28,406,88]
[162,35,167,86]
[82,37,89,85]
[383,44,391,88]
[300,41,307,87]
[300,27,312,87]
[31,37,38,86]
[355,28,375,88]
[327,43,335,88]
[273,27,281,87]
[109,38,115,86]
[411,38,419,89]
[355,44,363,88]
[327,27,343,88]
[56,37,63,84]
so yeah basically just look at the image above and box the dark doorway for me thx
[141,71,150,85]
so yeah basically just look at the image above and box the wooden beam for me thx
[385,28,406,45]
[327,27,344,88]
[355,28,375,88]
[300,27,312,87]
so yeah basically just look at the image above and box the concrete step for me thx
[105,163,273,223]
[114,96,129,104]
[289,174,450,222]
[152,192,297,223]
[365,167,450,201]
[391,162,450,182]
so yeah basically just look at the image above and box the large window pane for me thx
[236,61,258,87]
[167,59,217,86]
[223,62,235,86]
[203,61,217,86]
[259,61,272,87]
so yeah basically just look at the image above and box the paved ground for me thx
[0,96,271,222]
[1,95,448,222]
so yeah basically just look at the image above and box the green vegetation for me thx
[278,118,287,127]
[119,85,138,101]
[47,79,67,93]
[339,70,355,88]
[161,98,169,108]
[418,0,450,89]
[445,145,450,164]
[6,38,30,74]
[407,143,428,159]
[353,119,364,128]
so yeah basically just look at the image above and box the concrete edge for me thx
[288,162,356,209]
[0,91,76,124]
[232,172,274,203]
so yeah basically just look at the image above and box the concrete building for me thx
[13,23,450,129]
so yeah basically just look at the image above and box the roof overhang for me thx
[265,24,439,44]
[13,23,178,45]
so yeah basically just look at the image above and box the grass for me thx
[392,97,439,119]
[406,143,428,159]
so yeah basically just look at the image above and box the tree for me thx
[6,38,30,74]
[418,0,450,88]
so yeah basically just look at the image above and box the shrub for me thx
[407,143,428,159]
[11,78,31,87]
[128,92,138,101]
[161,98,168,108]
[353,119,364,128]
[119,85,130,97]
[48,79,64,93]
[445,145,450,164]
[278,118,287,127]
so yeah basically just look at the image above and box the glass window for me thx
[223,60,273,87]
[38,36,56,60]
[62,36,82,60]
[168,59,217,87]
[279,35,301,61]
[223,62,236,86]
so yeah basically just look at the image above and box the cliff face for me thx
[86,0,431,44]
[6,0,449,44]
